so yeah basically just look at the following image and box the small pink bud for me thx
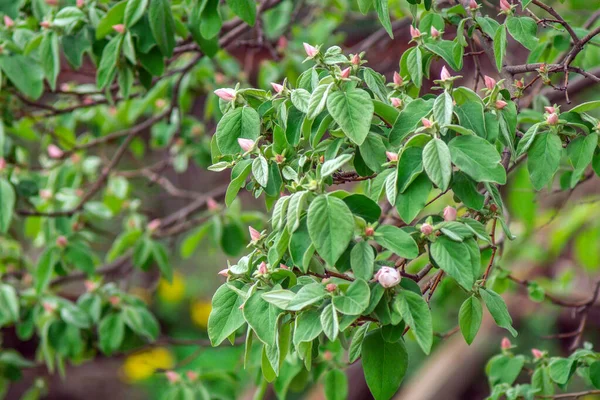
[258,262,268,275]
[271,82,284,94]
[303,42,318,58]
[42,302,56,313]
[277,36,287,51]
[386,151,398,162]
[351,54,360,65]
[77,0,85,7]
[365,227,375,236]
[206,197,219,211]
[546,113,559,125]
[109,296,120,306]
[237,138,255,152]
[0,158,6,171]
[83,96,94,105]
[340,67,351,79]
[393,71,403,86]
[374,267,401,288]
[409,25,421,39]
[279,263,289,270]
[500,0,512,12]
[84,280,97,292]
[440,66,452,81]
[112,24,125,34]
[420,223,434,235]
[326,283,337,292]
[39,189,53,200]
[484,76,496,91]
[531,349,543,359]
[443,206,457,221]
[469,0,478,9]
[3,16,14,28]
[155,99,167,109]
[165,371,180,384]
[214,88,236,102]
[274,154,285,164]
[56,235,68,248]
[544,106,556,114]
[323,351,333,361]
[147,219,161,232]
[186,371,199,381]
[391,97,402,108]
[47,144,64,159]
[501,337,512,350]
[495,100,508,110]
[46,0,58,5]
[249,226,261,241]
[421,118,433,128]
[217,268,229,277]
[40,21,51,29]
[430,26,440,38]
[238,303,244,310]
[515,80,524,88]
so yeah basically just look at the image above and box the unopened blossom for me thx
[274,154,285,164]
[375,266,401,288]
[206,197,219,211]
[430,26,440,38]
[495,100,508,110]
[271,82,284,93]
[277,36,287,51]
[531,349,544,359]
[500,0,512,12]
[112,24,125,34]
[386,151,398,162]
[147,219,161,232]
[214,88,236,101]
[544,106,556,114]
[279,263,289,270]
[420,223,434,235]
[217,268,229,277]
[421,118,433,128]
[365,227,375,237]
[258,262,268,275]
[0,158,6,171]
[249,226,261,241]
[515,80,524,88]
[440,66,452,81]
[409,25,421,39]
[340,67,351,79]
[546,113,559,125]
[56,235,68,248]
[42,302,56,313]
[39,189,53,200]
[393,71,403,86]
[468,0,478,10]
[77,0,85,7]
[484,76,496,90]
[186,371,199,381]
[47,144,64,159]
[391,97,402,108]
[501,337,512,350]
[40,21,51,29]
[46,0,58,5]
[303,42,318,58]
[3,16,14,28]
[84,280,97,292]
[351,53,360,65]
[326,283,337,292]
[443,206,457,221]
[237,138,255,152]
[165,371,180,384]
[109,296,120,306]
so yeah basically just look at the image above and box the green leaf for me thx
[307,83,333,120]
[333,279,370,315]
[430,237,474,290]
[0,55,44,99]
[148,0,176,57]
[424,41,463,71]
[320,303,339,340]
[589,361,600,389]
[124,0,148,27]
[393,291,432,354]
[480,288,517,336]
[322,153,353,178]
[527,132,562,190]
[307,195,354,265]
[389,99,434,145]
[40,31,60,91]
[516,122,541,156]
[506,16,538,50]
[252,156,269,187]
[324,369,348,400]
[423,138,452,191]
[226,0,256,26]
[207,283,245,346]
[361,330,408,400]
[343,194,381,223]
[0,179,15,234]
[291,89,310,113]
[326,88,374,145]
[493,25,507,71]
[98,313,125,355]
[96,35,122,89]
[407,46,423,88]
[532,366,555,396]
[488,354,525,386]
[570,100,600,113]
[349,322,371,363]
[454,102,486,138]
[287,283,327,311]
[396,174,432,223]
[359,132,387,173]
[548,357,576,385]
[96,1,127,39]
[152,242,172,282]
[123,306,159,341]
[433,91,454,135]
[0,284,18,323]
[351,241,375,281]
[293,309,323,346]
[35,247,59,293]
[459,296,482,345]
[568,134,597,187]
[374,0,393,38]
[374,225,419,259]
[449,135,507,184]
[396,147,424,193]
[244,290,282,347]
[216,107,261,155]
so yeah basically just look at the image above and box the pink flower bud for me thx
[42,302,56,313]
[365,226,375,236]
[147,219,161,232]
[374,267,401,288]
[351,54,360,65]
[340,67,351,79]
[109,296,120,306]
[323,350,333,361]
[546,113,559,125]
[77,0,85,7]
[484,76,496,90]
[443,206,457,221]
[249,226,261,241]
[430,26,440,38]
[112,24,125,34]
[40,21,51,29]
[237,138,255,152]
[165,371,180,384]
[515,80,524,88]
[258,262,268,275]
[186,371,199,381]
[214,88,236,102]
[531,348,543,359]
[410,25,421,39]
[206,197,219,211]
[277,36,287,51]
[271,82,284,94]
[500,0,512,12]
[46,0,58,5]
[0,158,6,171]
[440,66,452,81]
[501,337,512,350]
[326,283,337,292]
[391,97,402,108]
[393,71,403,86]
[3,16,14,28]
[274,154,285,164]
[421,118,433,128]
[279,263,289,270]
[238,303,244,310]
[47,144,64,159]
[544,106,555,114]
[495,100,508,110]
[217,268,229,277]
[303,42,318,58]
[420,223,434,235]
[469,0,478,9]
[40,189,52,200]
[386,151,398,162]
[56,235,68,248]
[84,280,97,292]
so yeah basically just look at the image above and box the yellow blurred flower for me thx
[191,300,212,329]
[158,272,186,303]
[121,347,175,383]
